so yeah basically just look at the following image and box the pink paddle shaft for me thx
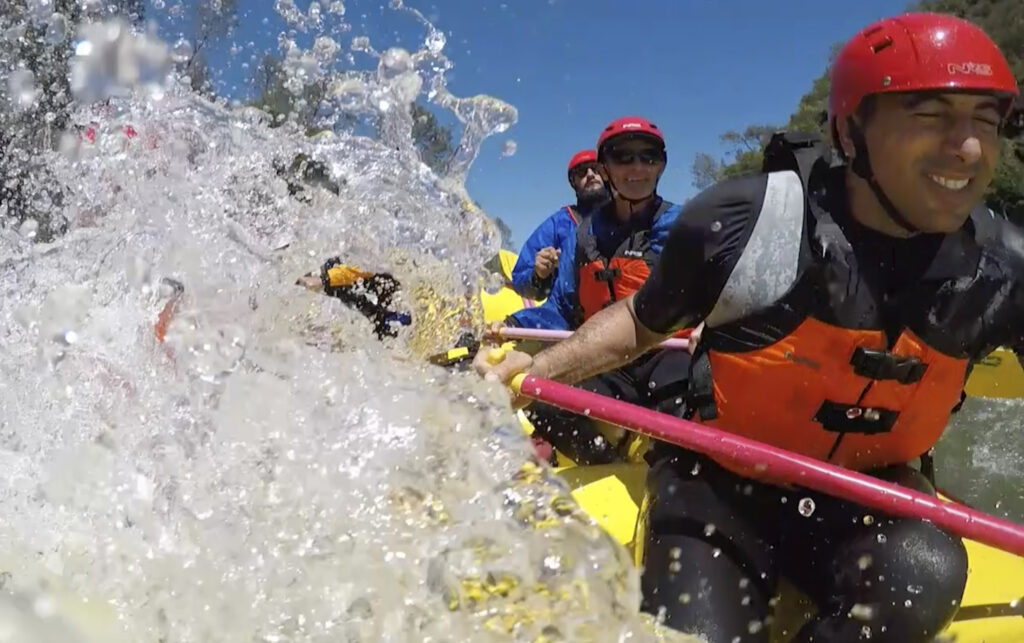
[517,374,1024,558]
[501,327,690,351]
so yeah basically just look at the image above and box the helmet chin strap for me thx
[847,118,920,236]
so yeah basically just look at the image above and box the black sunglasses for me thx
[606,147,664,166]
[570,162,601,182]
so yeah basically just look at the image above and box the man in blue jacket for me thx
[510,149,608,300]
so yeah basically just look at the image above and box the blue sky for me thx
[152,0,913,246]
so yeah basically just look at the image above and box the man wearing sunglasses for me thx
[510,150,608,300]
[477,14,1022,642]
[499,116,689,465]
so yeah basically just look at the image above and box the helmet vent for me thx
[871,36,894,54]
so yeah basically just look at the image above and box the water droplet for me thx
[780,496,788,504]
[907,584,923,595]
[668,561,681,573]
[797,497,815,517]
[703,523,716,537]
[850,603,875,620]
[351,36,372,53]
[710,221,722,232]
[861,625,873,639]
[45,12,68,44]
[19,218,39,239]
[8,68,39,112]
[483,271,505,295]
[500,139,517,159]
[740,595,750,606]
[904,599,912,608]
[329,1,345,14]
[748,620,763,634]
[876,533,887,544]
[678,592,691,604]
[425,29,446,54]
[857,554,873,570]
[63,330,79,345]
[739,577,749,589]
[171,38,194,63]
[1010,598,1020,608]
[33,594,56,617]
[690,462,701,476]
[711,548,721,558]
[863,514,875,525]
[669,547,682,560]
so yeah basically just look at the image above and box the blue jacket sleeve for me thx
[511,207,579,299]
[509,231,579,330]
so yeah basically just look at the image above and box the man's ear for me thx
[835,117,857,160]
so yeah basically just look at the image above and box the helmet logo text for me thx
[947,62,993,76]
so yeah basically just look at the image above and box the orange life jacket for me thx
[688,164,983,478]
[574,201,673,321]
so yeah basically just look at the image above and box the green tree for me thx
[182,0,238,98]
[249,54,335,135]
[688,125,777,189]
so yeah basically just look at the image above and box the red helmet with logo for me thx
[829,12,1018,138]
[567,149,597,173]
[596,116,665,157]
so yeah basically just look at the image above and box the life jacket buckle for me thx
[850,346,927,384]
[592,267,621,283]
[816,401,898,435]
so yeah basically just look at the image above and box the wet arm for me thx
[531,295,666,385]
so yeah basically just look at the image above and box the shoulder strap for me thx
[763,130,851,260]
[650,199,673,223]
[574,213,601,264]
[704,171,806,328]
[565,205,579,225]
[762,130,832,179]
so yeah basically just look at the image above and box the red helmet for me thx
[567,149,598,186]
[597,116,665,155]
[568,149,597,173]
[829,12,1018,136]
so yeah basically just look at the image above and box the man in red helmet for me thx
[509,149,608,300]
[477,14,1021,642]
[499,116,690,465]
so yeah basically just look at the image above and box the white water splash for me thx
[0,6,692,643]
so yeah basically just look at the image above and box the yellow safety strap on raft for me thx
[325,264,375,288]
[446,346,470,361]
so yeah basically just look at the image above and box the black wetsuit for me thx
[632,167,1024,642]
